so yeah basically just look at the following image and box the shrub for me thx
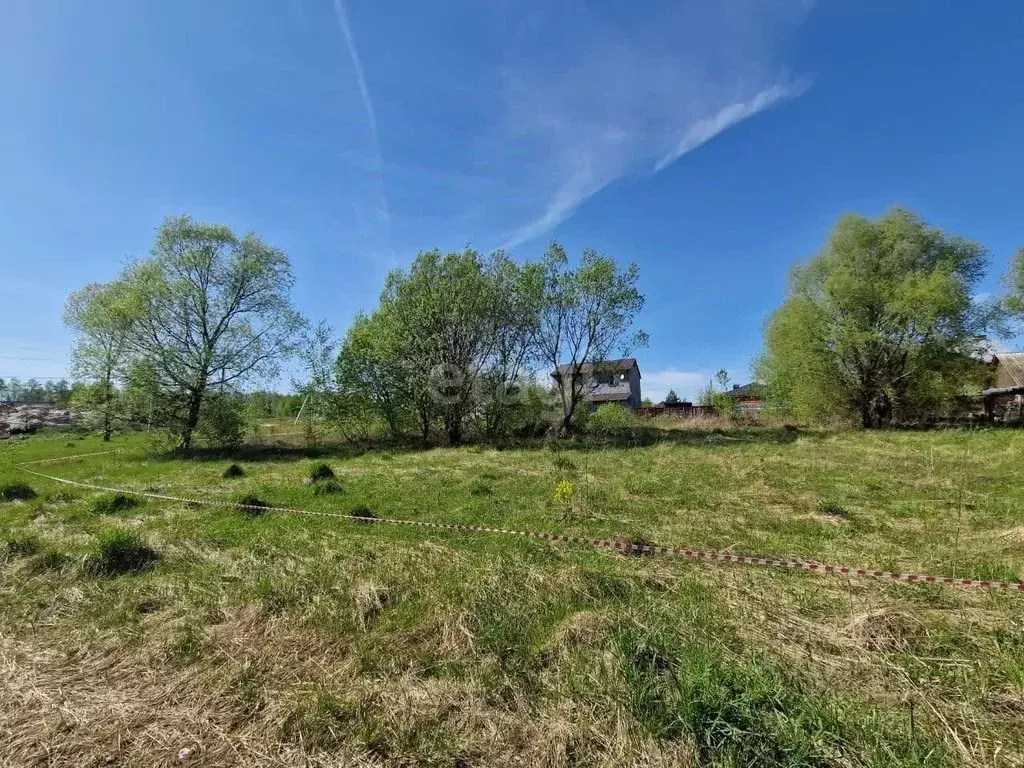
[312,479,345,496]
[235,494,269,517]
[587,404,640,431]
[553,480,575,505]
[90,493,142,515]
[0,482,37,502]
[222,464,246,479]
[308,463,336,482]
[85,530,159,576]
[195,393,247,450]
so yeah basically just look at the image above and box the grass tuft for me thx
[312,479,345,496]
[222,463,246,479]
[4,534,41,560]
[552,455,578,473]
[235,494,269,517]
[819,501,852,519]
[84,530,160,576]
[469,480,493,496]
[0,482,37,502]
[349,504,378,521]
[90,493,142,515]
[281,689,353,750]
[309,462,336,482]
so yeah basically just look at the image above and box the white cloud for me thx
[653,78,811,172]
[488,1,813,250]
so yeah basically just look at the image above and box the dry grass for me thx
[2,428,1023,765]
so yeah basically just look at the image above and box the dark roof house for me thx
[552,358,642,409]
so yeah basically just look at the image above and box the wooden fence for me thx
[635,403,717,419]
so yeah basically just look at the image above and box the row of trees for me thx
[64,217,646,448]
[757,207,1022,427]
[332,243,646,444]
[0,378,74,405]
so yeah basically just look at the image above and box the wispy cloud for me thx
[331,0,393,257]
[653,78,811,172]
[486,1,813,250]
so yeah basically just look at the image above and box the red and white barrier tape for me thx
[11,451,1024,592]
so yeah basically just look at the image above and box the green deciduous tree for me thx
[122,215,304,450]
[335,312,412,440]
[379,249,496,445]
[1002,247,1024,321]
[63,280,142,440]
[534,243,648,434]
[757,208,991,427]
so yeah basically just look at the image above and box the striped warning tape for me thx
[10,451,1024,592]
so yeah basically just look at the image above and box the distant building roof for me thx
[993,352,1024,389]
[727,382,764,400]
[552,358,640,378]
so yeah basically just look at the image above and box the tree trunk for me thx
[418,407,431,444]
[445,414,462,446]
[180,385,206,451]
[101,369,113,442]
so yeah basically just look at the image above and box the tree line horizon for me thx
[59,207,1024,448]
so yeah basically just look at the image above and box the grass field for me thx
[2,426,1024,766]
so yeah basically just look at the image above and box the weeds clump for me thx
[166,626,205,667]
[235,494,269,517]
[312,479,345,496]
[0,482,37,502]
[552,455,577,474]
[3,534,40,560]
[27,550,69,574]
[616,628,941,765]
[819,502,851,519]
[281,689,353,750]
[469,480,493,496]
[309,463,336,482]
[349,505,378,521]
[85,530,159,576]
[222,463,246,479]
[90,493,142,515]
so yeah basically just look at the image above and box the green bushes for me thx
[587,404,640,431]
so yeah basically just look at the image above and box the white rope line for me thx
[11,451,1024,592]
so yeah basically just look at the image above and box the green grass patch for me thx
[90,493,143,515]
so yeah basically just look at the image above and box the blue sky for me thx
[2,1,1023,402]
